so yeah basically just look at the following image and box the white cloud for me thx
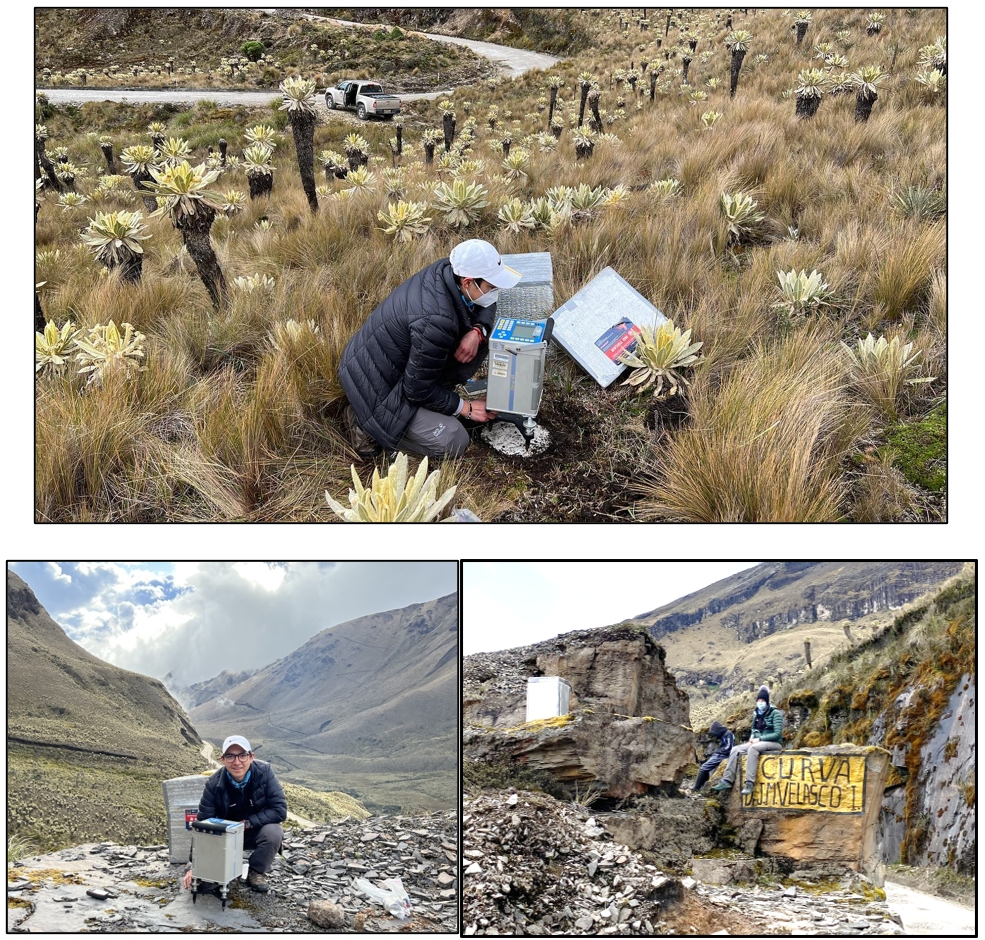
[16,561,457,686]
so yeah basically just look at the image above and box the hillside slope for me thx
[190,592,458,814]
[776,566,976,874]
[622,562,964,715]
[6,570,204,851]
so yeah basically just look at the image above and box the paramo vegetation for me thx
[34,8,946,522]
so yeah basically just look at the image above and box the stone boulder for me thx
[464,626,696,798]
[722,745,891,881]
[464,625,691,730]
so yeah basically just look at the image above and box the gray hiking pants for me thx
[723,740,783,785]
[396,407,470,459]
[245,823,283,874]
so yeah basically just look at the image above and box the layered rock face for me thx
[641,562,964,645]
[464,626,695,798]
[721,746,892,881]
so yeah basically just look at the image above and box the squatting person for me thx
[338,238,522,460]
[687,720,735,793]
[182,735,287,894]
[711,686,784,796]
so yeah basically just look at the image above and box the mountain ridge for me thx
[189,592,458,814]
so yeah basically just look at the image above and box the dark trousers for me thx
[245,823,283,873]
[693,753,728,791]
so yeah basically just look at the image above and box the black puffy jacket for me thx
[338,259,494,450]
[196,760,287,829]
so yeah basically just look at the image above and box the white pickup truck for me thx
[324,80,401,121]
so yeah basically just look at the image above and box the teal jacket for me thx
[750,704,784,743]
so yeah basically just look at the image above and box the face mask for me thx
[471,286,499,308]
[756,702,767,713]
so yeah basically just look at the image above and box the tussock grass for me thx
[34,7,947,520]
[638,327,869,521]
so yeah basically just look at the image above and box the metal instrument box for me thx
[550,267,668,387]
[191,818,245,907]
[486,317,551,417]
[526,676,572,722]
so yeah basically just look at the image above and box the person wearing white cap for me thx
[338,238,522,459]
[181,735,287,894]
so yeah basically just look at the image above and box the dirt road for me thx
[39,18,559,109]
[883,880,975,936]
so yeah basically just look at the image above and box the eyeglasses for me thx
[222,752,252,763]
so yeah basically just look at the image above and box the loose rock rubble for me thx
[7,812,458,933]
[462,789,905,936]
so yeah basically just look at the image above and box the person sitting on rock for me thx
[181,735,287,894]
[711,686,784,796]
[687,720,735,793]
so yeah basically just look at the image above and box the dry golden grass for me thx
[637,327,870,522]
[34,7,947,521]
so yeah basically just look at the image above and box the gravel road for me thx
[883,880,975,936]
[38,17,560,109]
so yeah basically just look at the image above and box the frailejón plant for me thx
[618,319,704,399]
[325,452,458,522]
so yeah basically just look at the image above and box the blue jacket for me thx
[710,729,735,760]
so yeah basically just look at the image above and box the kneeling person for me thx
[182,735,287,894]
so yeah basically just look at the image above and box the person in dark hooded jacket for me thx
[687,720,735,793]
[338,239,521,459]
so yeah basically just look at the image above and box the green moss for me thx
[786,690,819,709]
[859,882,887,901]
[782,876,845,895]
[881,402,946,493]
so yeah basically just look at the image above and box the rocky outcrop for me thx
[721,746,892,882]
[877,675,976,873]
[464,626,695,797]
[462,789,906,936]
[464,625,690,729]
[640,562,964,645]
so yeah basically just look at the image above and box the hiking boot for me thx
[740,783,755,796]
[345,406,381,458]
[710,780,733,792]
[246,868,269,893]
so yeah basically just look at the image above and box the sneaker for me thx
[710,780,733,792]
[345,406,381,458]
[246,868,269,893]
[740,783,755,796]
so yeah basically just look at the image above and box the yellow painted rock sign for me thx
[741,750,866,814]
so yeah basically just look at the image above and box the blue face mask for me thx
[756,702,767,713]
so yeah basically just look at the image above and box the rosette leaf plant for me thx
[72,320,147,385]
[848,65,888,122]
[377,200,432,242]
[36,319,80,374]
[618,320,705,399]
[325,452,458,522]
[724,30,753,98]
[144,160,227,309]
[279,76,319,213]
[243,144,275,199]
[432,178,489,228]
[80,210,149,282]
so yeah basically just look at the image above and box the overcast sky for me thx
[10,561,457,686]
[463,561,760,655]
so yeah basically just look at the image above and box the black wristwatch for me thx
[472,323,489,339]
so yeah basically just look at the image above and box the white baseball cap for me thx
[221,735,252,754]
[449,239,522,289]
